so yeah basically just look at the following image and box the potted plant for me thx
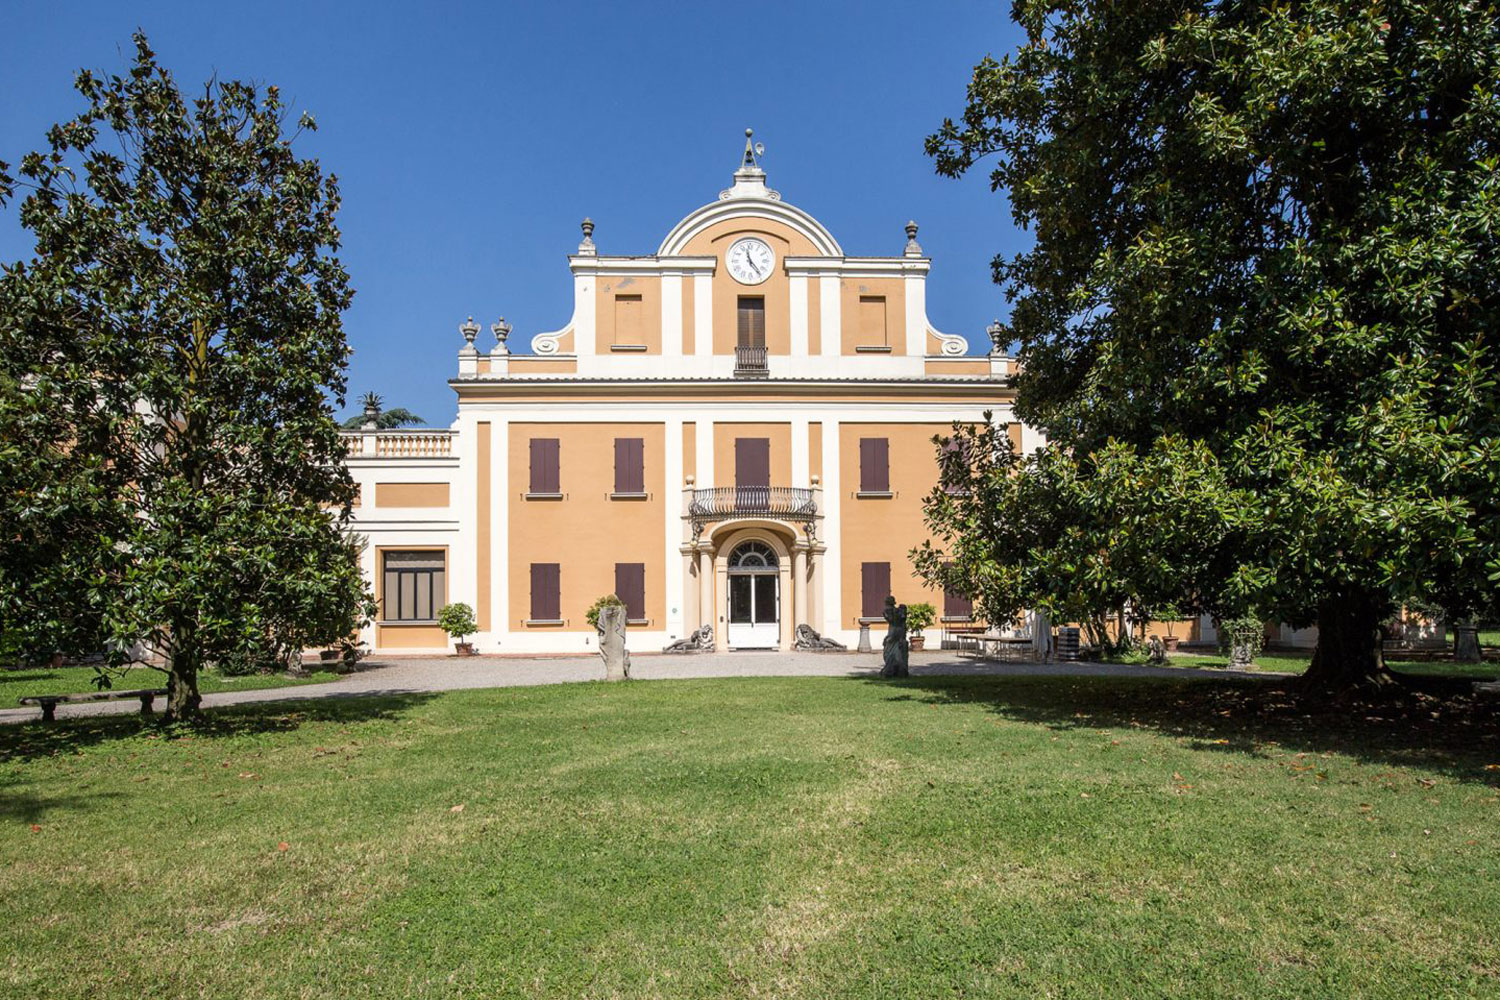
[1159,603,1183,652]
[585,594,625,632]
[437,602,479,656]
[906,602,937,651]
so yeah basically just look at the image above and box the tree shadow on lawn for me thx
[858,672,1500,786]
[0,691,443,764]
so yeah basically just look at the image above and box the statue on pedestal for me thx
[880,595,909,678]
[597,604,631,681]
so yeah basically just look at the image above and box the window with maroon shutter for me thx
[529,563,560,621]
[858,437,890,494]
[861,562,891,620]
[615,563,645,621]
[737,297,765,348]
[735,438,770,488]
[943,562,973,619]
[613,438,644,495]
[941,437,970,494]
[528,438,559,495]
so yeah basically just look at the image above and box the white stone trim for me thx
[657,198,844,257]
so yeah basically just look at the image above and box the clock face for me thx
[726,237,775,285]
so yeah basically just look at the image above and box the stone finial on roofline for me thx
[904,220,922,257]
[491,317,511,356]
[577,217,596,256]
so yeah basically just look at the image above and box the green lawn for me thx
[1170,651,1500,681]
[3,675,1498,998]
[0,664,342,703]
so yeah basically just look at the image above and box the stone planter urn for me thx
[454,642,476,657]
[1163,635,1181,653]
[909,634,926,651]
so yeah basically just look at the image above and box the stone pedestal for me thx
[857,624,872,653]
[598,605,631,681]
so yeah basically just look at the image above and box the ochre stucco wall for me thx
[507,422,667,633]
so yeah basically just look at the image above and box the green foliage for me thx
[1219,615,1266,664]
[436,602,477,643]
[585,594,624,631]
[905,602,937,636]
[923,2,1500,690]
[0,34,374,718]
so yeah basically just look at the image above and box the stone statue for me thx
[1145,635,1166,665]
[793,624,847,651]
[663,624,714,654]
[597,604,631,681]
[880,595,909,678]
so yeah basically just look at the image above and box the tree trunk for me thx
[163,625,203,722]
[1302,591,1395,697]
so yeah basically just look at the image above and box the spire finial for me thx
[904,220,922,256]
[459,316,479,346]
[577,217,596,256]
[743,127,755,167]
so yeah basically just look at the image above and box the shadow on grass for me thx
[0,692,442,764]
[856,672,1500,785]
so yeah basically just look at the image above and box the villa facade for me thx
[342,135,1037,654]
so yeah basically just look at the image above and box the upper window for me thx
[858,437,890,495]
[382,550,445,622]
[613,438,645,495]
[613,294,643,349]
[737,297,766,349]
[857,295,888,350]
[529,438,560,495]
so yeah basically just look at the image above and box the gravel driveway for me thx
[0,650,1275,725]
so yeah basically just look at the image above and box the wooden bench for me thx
[19,688,169,722]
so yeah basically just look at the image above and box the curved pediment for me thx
[657,164,843,258]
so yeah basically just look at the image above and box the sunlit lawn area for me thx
[0,664,342,703]
[3,674,1498,998]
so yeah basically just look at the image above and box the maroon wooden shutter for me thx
[615,563,645,621]
[735,438,770,488]
[861,562,891,619]
[529,438,559,494]
[859,438,889,492]
[614,438,644,494]
[530,563,560,620]
[943,562,973,618]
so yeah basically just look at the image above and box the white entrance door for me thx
[726,541,780,648]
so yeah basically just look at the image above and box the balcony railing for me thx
[340,429,455,458]
[734,344,769,378]
[688,486,818,539]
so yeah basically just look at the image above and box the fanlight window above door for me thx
[729,541,778,570]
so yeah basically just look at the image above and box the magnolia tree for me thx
[923,3,1500,695]
[0,35,374,719]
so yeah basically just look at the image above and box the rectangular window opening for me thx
[737,297,766,349]
[528,438,560,496]
[860,562,891,621]
[382,550,446,623]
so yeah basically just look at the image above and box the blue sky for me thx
[0,1,1030,426]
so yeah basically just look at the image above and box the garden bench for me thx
[18,688,169,722]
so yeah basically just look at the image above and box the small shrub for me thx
[437,603,477,643]
[586,594,625,631]
[906,602,937,636]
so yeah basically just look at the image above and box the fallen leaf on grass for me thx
[1417,778,1437,788]
[449,803,465,814]
[277,842,289,852]
[29,824,40,833]
[238,772,258,780]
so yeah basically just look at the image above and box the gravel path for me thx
[0,651,1279,725]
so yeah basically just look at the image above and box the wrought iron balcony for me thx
[688,486,818,539]
[734,344,769,378]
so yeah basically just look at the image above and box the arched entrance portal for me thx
[726,541,780,648]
